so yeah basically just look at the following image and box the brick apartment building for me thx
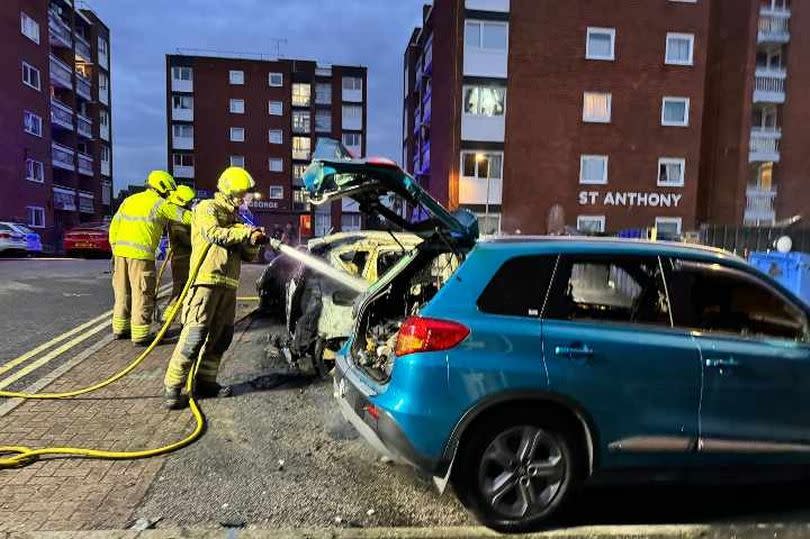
[1,0,113,249]
[403,0,807,236]
[165,54,367,239]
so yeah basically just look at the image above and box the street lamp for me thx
[475,152,491,235]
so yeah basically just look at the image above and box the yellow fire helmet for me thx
[217,166,256,197]
[168,184,196,207]
[146,170,178,197]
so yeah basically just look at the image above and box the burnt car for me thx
[256,248,305,318]
[278,231,422,374]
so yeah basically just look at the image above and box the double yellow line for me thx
[0,283,173,390]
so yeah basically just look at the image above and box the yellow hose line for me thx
[0,244,214,469]
[236,296,260,301]
[156,246,173,292]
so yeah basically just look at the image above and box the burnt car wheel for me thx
[453,410,580,533]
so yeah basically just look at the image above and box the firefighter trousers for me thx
[112,256,156,343]
[163,285,236,390]
[162,254,190,322]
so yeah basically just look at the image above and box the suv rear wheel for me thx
[453,409,580,532]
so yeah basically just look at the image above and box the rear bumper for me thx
[63,239,111,252]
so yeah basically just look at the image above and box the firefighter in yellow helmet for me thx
[162,185,196,322]
[163,167,277,409]
[109,171,191,345]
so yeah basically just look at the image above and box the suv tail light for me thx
[0,232,9,239]
[394,316,470,357]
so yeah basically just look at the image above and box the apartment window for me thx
[665,33,695,66]
[20,12,40,44]
[269,158,283,172]
[582,92,612,123]
[98,37,109,58]
[22,62,41,91]
[586,27,616,61]
[293,164,308,181]
[577,215,606,233]
[463,85,506,116]
[315,110,332,132]
[100,145,111,163]
[100,109,109,126]
[23,111,42,137]
[293,137,311,160]
[461,151,503,180]
[757,48,784,70]
[230,155,245,167]
[173,95,193,110]
[342,77,363,91]
[99,73,109,98]
[753,106,778,129]
[580,155,608,184]
[269,129,283,144]
[658,158,686,187]
[341,213,362,232]
[25,158,44,183]
[293,110,311,133]
[229,70,244,85]
[316,83,332,104]
[173,124,193,138]
[269,186,284,200]
[342,132,362,148]
[268,72,283,87]
[662,97,690,127]
[269,100,283,116]
[655,217,682,236]
[342,105,363,128]
[229,98,245,114]
[229,127,245,142]
[464,21,508,51]
[172,66,192,81]
[26,206,45,229]
[292,83,311,107]
[172,153,194,167]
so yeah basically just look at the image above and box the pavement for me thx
[3,259,810,536]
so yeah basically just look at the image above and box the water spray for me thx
[276,243,367,293]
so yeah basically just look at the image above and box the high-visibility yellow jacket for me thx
[190,192,259,289]
[109,189,191,260]
[168,220,192,260]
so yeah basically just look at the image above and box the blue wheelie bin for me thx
[749,251,810,305]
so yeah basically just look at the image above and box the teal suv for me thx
[304,141,810,532]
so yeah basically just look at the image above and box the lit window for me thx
[292,137,311,160]
[463,85,506,116]
[315,110,332,132]
[293,110,311,133]
[269,186,284,199]
[20,12,40,44]
[230,127,245,142]
[658,158,686,187]
[577,215,606,233]
[229,98,245,114]
[665,33,695,66]
[22,62,41,91]
[230,155,245,167]
[580,155,608,184]
[268,72,283,87]
[582,92,612,123]
[23,111,42,137]
[316,83,332,104]
[26,206,45,228]
[655,217,682,236]
[229,70,244,85]
[269,129,283,144]
[269,100,283,116]
[173,95,193,109]
[25,158,44,183]
[464,21,508,51]
[461,151,503,180]
[172,66,192,81]
[586,27,616,61]
[662,97,690,126]
[269,158,283,172]
[293,164,308,182]
[292,83,311,107]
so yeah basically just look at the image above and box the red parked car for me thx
[63,222,111,258]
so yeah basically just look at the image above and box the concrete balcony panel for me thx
[758,9,790,44]
[78,153,94,176]
[753,68,787,103]
[50,100,74,131]
[77,114,93,139]
[49,54,73,89]
[749,128,781,163]
[52,142,75,171]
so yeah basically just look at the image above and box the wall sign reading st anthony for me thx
[578,191,683,208]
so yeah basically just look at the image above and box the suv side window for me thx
[477,255,557,317]
[545,255,671,327]
[666,259,809,342]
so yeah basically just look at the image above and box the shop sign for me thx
[578,191,683,208]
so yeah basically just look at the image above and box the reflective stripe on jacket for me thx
[190,193,259,289]
[109,189,191,260]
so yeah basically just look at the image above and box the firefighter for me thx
[163,166,275,409]
[162,185,196,322]
[109,170,191,345]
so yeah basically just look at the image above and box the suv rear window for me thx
[477,255,557,317]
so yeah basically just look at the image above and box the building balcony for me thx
[75,34,92,62]
[758,7,790,44]
[172,106,193,122]
[174,165,194,179]
[172,135,194,150]
[100,122,110,141]
[744,186,777,225]
[77,114,93,139]
[171,76,193,93]
[749,127,781,162]
[99,51,109,70]
[52,142,75,171]
[292,149,311,161]
[101,158,111,177]
[50,100,74,130]
[78,192,94,214]
[77,152,93,176]
[753,68,787,103]
[50,54,73,89]
[48,10,72,48]
[76,73,92,100]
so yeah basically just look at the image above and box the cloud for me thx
[85,0,425,191]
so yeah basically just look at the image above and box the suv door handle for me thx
[555,345,594,359]
[705,357,739,368]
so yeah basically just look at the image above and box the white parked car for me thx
[0,223,28,255]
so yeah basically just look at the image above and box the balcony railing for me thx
[50,54,73,89]
[75,34,92,62]
[745,186,777,224]
[77,153,94,176]
[759,8,791,43]
[753,68,787,103]
[77,114,93,138]
[76,74,92,100]
[749,127,782,162]
[50,100,73,130]
[52,142,75,171]
[48,10,72,48]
